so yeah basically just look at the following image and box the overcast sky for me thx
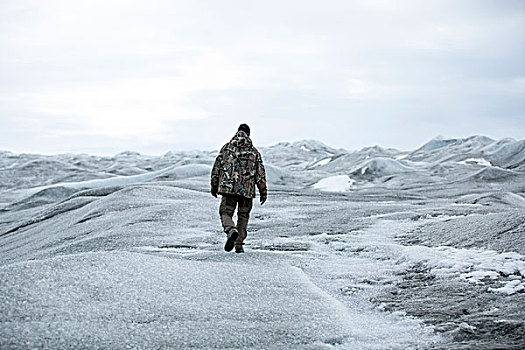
[1,0,524,155]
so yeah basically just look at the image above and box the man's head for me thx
[238,123,250,136]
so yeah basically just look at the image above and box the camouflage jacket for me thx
[211,131,267,199]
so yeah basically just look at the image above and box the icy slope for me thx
[261,140,344,169]
[2,134,523,196]
[351,157,412,177]
[1,134,524,349]
[313,145,402,173]
[0,183,443,349]
[1,251,355,349]
[2,164,211,212]
[409,135,525,171]
[0,150,216,191]
[313,175,355,192]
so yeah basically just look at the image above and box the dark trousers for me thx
[219,195,253,247]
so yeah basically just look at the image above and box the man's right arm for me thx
[255,151,267,204]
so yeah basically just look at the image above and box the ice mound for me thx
[105,163,148,176]
[0,251,356,349]
[264,164,296,186]
[152,164,211,180]
[3,164,211,211]
[417,135,494,153]
[0,157,100,191]
[464,167,520,182]
[261,139,343,169]
[486,139,525,170]
[352,157,412,177]
[313,175,355,192]
[479,137,517,154]
[319,146,403,174]
[33,164,210,191]
[499,192,525,207]
[358,145,404,158]
[114,150,142,157]
[293,139,339,154]
[3,186,79,211]
[410,135,506,164]
[401,209,525,255]
[456,192,525,208]
[409,135,525,171]
[417,137,461,152]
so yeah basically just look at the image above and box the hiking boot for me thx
[235,246,244,253]
[224,229,238,252]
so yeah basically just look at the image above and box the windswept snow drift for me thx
[4,164,211,211]
[313,175,355,192]
[32,163,211,191]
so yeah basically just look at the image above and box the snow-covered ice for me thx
[456,158,492,167]
[398,244,525,294]
[0,251,356,349]
[312,158,332,167]
[1,134,524,349]
[313,175,355,192]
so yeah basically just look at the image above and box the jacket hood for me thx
[230,130,253,148]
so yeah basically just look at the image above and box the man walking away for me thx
[210,124,267,253]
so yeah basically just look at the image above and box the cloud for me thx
[0,0,524,154]
[11,48,265,139]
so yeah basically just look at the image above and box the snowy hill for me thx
[350,157,412,177]
[261,139,344,170]
[1,134,524,205]
[409,135,525,171]
[411,135,495,159]
[1,135,525,349]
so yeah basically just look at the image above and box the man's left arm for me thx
[210,148,224,197]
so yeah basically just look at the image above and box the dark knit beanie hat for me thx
[238,123,250,136]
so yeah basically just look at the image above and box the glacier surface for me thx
[1,135,524,349]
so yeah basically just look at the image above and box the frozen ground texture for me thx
[1,135,524,349]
